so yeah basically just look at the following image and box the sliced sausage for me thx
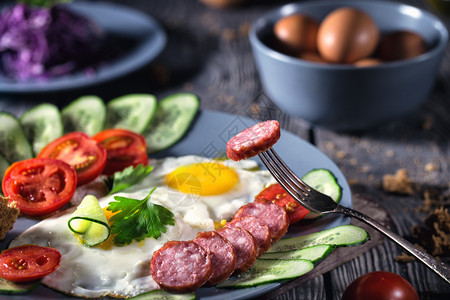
[226,120,280,161]
[150,240,212,292]
[193,231,236,285]
[233,202,289,244]
[217,226,257,273]
[226,215,271,256]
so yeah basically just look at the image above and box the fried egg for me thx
[10,155,275,298]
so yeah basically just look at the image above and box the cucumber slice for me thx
[0,112,33,163]
[105,94,157,134]
[145,93,199,154]
[302,168,342,219]
[20,103,63,155]
[0,277,40,294]
[216,259,313,289]
[0,153,9,195]
[130,290,195,300]
[267,225,369,253]
[259,244,335,263]
[68,195,110,247]
[62,95,106,136]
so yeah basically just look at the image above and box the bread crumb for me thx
[239,22,250,36]
[411,207,450,256]
[326,141,336,151]
[395,252,416,262]
[421,190,434,212]
[425,162,438,172]
[336,150,346,159]
[360,165,369,173]
[222,28,237,41]
[0,195,20,240]
[386,149,394,157]
[382,168,414,195]
[415,189,447,213]
[249,103,260,115]
[422,114,433,130]
[347,179,359,186]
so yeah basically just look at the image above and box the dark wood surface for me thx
[0,0,449,299]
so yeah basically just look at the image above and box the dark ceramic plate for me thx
[0,1,166,93]
[0,110,351,299]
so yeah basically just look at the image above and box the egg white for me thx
[10,155,275,298]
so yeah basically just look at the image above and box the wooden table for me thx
[0,0,449,299]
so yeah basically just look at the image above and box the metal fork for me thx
[259,148,450,284]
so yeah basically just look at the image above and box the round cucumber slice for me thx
[68,195,110,247]
[62,95,106,136]
[259,244,335,263]
[105,94,157,134]
[130,290,195,300]
[0,153,9,195]
[217,259,313,289]
[0,277,40,294]
[20,103,63,155]
[302,168,342,219]
[0,112,33,164]
[267,225,370,253]
[145,93,199,154]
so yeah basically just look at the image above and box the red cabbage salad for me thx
[0,1,110,82]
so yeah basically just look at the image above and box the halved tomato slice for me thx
[0,245,61,282]
[255,183,309,224]
[92,128,148,176]
[2,158,77,216]
[37,132,106,185]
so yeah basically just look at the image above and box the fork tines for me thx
[258,148,311,205]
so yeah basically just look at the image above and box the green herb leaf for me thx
[19,0,71,8]
[108,164,154,195]
[107,188,175,246]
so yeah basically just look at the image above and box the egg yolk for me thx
[165,162,239,196]
[97,208,117,250]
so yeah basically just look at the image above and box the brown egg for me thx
[376,31,428,61]
[274,13,319,55]
[354,57,383,67]
[317,7,380,63]
[200,0,245,9]
[298,52,327,64]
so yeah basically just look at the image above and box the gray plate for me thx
[0,1,166,93]
[0,110,351,299]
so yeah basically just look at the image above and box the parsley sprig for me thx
[106,164,154,195]
[107,188,175,246]
[20,0,71,8]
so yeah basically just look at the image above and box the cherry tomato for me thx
[92,128,148,176]
[38,132,106,186]
[255,183,309,223]
[2,158,77,216]
[0,245,61,282]
[342,271,419,300]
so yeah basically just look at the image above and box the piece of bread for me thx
[382,168,414,195]
[0,195,20,240]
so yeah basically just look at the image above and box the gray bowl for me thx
[249,0,448,131]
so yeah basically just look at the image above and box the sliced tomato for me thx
[92,128,148,176]
[0,245,61,282]
[255,183,309,224]
[37,131,106,185]
[2,158,77,216]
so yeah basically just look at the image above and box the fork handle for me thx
[335,205,450,284]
